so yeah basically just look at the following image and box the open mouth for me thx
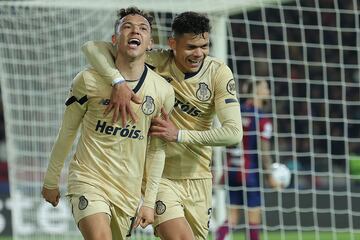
[128,38,141,46]
[189,59,201,64]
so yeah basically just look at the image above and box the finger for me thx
[149,131,164,137]
[52,201,58,207]
[104,103,114,117]
[127,105,138,124]
[120,106,127,127]
[161,107,169,120]
[46,199,57,207]
[133,217,141,229]
[110,107,118,124]
[149,125,166,134]
[131,94,142,104]
[151,117,165,126]
[140,219,150,228]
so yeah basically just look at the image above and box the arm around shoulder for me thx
[81,40,122,85]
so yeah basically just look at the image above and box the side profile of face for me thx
[256,80,270,98]
[168,32,210,73]
[255,80,270,106]
[112,14,153,60]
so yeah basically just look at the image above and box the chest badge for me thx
[196,82,211,101]
[142,96,155,115]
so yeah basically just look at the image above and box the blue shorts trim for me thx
[227,171,261,207]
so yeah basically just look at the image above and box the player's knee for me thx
[92,231,111,240]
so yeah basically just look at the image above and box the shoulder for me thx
[203,56,233,81]
[146,49,172,67]
[146,67,174,104]
[204,56,230,70]
[146,67,172,89]
[72,68,103,92]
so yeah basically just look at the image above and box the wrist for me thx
[176,130,182,142]
[111,77,125,86]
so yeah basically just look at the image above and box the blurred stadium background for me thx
[0,0,359,239]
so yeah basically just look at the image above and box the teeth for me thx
[189,59,200,64]
[128,38,140,46]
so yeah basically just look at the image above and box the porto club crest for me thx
[141,96,155,115]
[155,200,166,215]
[78,196,88,210]
[196,82,211,101]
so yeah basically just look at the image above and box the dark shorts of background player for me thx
[227,170,261,207]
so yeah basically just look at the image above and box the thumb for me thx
[140,218,150,228]
[131,93,142,104]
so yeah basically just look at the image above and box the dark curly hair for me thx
[114,6,153,35]
[171,11,211,38]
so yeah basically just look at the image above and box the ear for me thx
[147,37,154,51]
[111,35,116,45]
[168,37,176,50]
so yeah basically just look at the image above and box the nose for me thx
[131,25,140,34]
[193,48,203,58]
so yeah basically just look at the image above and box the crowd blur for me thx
[0,0,359,191]
[228,0,359,188]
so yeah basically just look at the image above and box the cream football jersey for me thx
[43,66,175,215]
[81,41,243,180]
[146,50,241,179]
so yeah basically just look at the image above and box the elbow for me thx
[226,126,243,146]
[81,41,94,55]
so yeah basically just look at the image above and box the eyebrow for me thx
[187,43,209,48]
[122,21,150,28]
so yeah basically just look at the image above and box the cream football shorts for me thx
[69,192,134,239]
[154,178,212,239]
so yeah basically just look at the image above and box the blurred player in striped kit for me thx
[81,11,243,240]
[42,7,174,240]
[216,79,280,240]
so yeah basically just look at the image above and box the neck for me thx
[115,54,145,80]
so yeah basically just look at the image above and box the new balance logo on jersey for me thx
[95,120,144,140]
[174,98,201,117]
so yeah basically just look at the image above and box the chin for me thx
[187,66,201,72]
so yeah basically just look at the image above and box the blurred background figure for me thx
[217,79,280,240]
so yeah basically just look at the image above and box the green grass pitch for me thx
[1,231,359,240]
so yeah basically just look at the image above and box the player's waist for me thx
[67,181,140,216]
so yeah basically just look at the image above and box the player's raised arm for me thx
[42,72,86,206]
[81,41,142,126]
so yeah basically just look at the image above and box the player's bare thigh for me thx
[156,217,195,240]
[248,207,261,224]
[154,178,212,240]
[79,212,112,240]
[70,193,112,240]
